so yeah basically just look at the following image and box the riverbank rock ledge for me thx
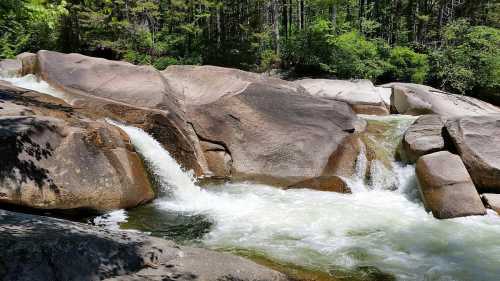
[297,79,390,115]
[445,114,500,193]
[416,151,486,219]
[400,114,445,163]
[0,209,287,281]
[0,81,154,212]
[384,83,500,117]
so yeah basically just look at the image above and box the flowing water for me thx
[1,74,68,101]
[111,120,500,281]
[4,75,500,281]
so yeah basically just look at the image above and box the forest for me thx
[1,0,499,103]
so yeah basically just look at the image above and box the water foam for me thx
[10,77,499,280]
[1,74,67,101]
[113,121,500,281]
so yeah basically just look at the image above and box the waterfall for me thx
[110,119,500,281]
[1,74,67,101]
[5,76,500,281]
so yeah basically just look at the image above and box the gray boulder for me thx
[384,83,500,117]
[416,151,486,219]
[163,66,366,186]
[297,79,390,115]
[8,51,202,175]
[400,115,445,163]
[37,50,181,111]
[445,114,500,193]
[0,81,154,212]
[0,209,287,281]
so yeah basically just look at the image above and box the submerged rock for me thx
[0,209,287,281]
[400,115,445,163]
[482,194,500,215]
[384,83,500,117]
[297,79,390,115]
[287,176,351,193]
[416,151,486,219]
[0,81,154,212]
[445,114,500,193]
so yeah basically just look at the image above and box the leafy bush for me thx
[430,20,500,98]
[386,46,429,83]
[329,31,388,80]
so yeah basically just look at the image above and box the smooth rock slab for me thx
[385,83,500,117]
[445,114,500,193]
[400,115,445,163]
[0,209,287,281]
[416,151,486,219]
[297,79,389,115]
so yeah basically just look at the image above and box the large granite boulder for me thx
[445,115,500,193]
[384,83,500,117]
[6,51,202,174]
[37,50,182,112]
[163,66,365,186]
[164,65,305,108]
[297,79,390,115]
[0,210,287,281]
[0,82,154,212]
[399,115,445,163]
[416,151,486,219]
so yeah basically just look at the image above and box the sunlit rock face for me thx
[163,65,366,186]
[297,78,390,115]
[384,82,500,117]
[445,114,500,193]
[416,151,486,219]
[400,114,446,163]
[0,81,154,212]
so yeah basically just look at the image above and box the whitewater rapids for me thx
[4,75,500,281]
[113,121,500,281]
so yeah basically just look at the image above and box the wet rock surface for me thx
[0,209,288,281]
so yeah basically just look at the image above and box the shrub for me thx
[386,46,429,83]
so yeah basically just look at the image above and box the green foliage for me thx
[329,31,387,80]
[0,0,67,59]
[386,46,429,83]
[0,0,499,104]
[430,21,500,96]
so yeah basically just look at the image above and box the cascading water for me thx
[113,119,500,281]
[4,75,500,281]
[1,74,67,101]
